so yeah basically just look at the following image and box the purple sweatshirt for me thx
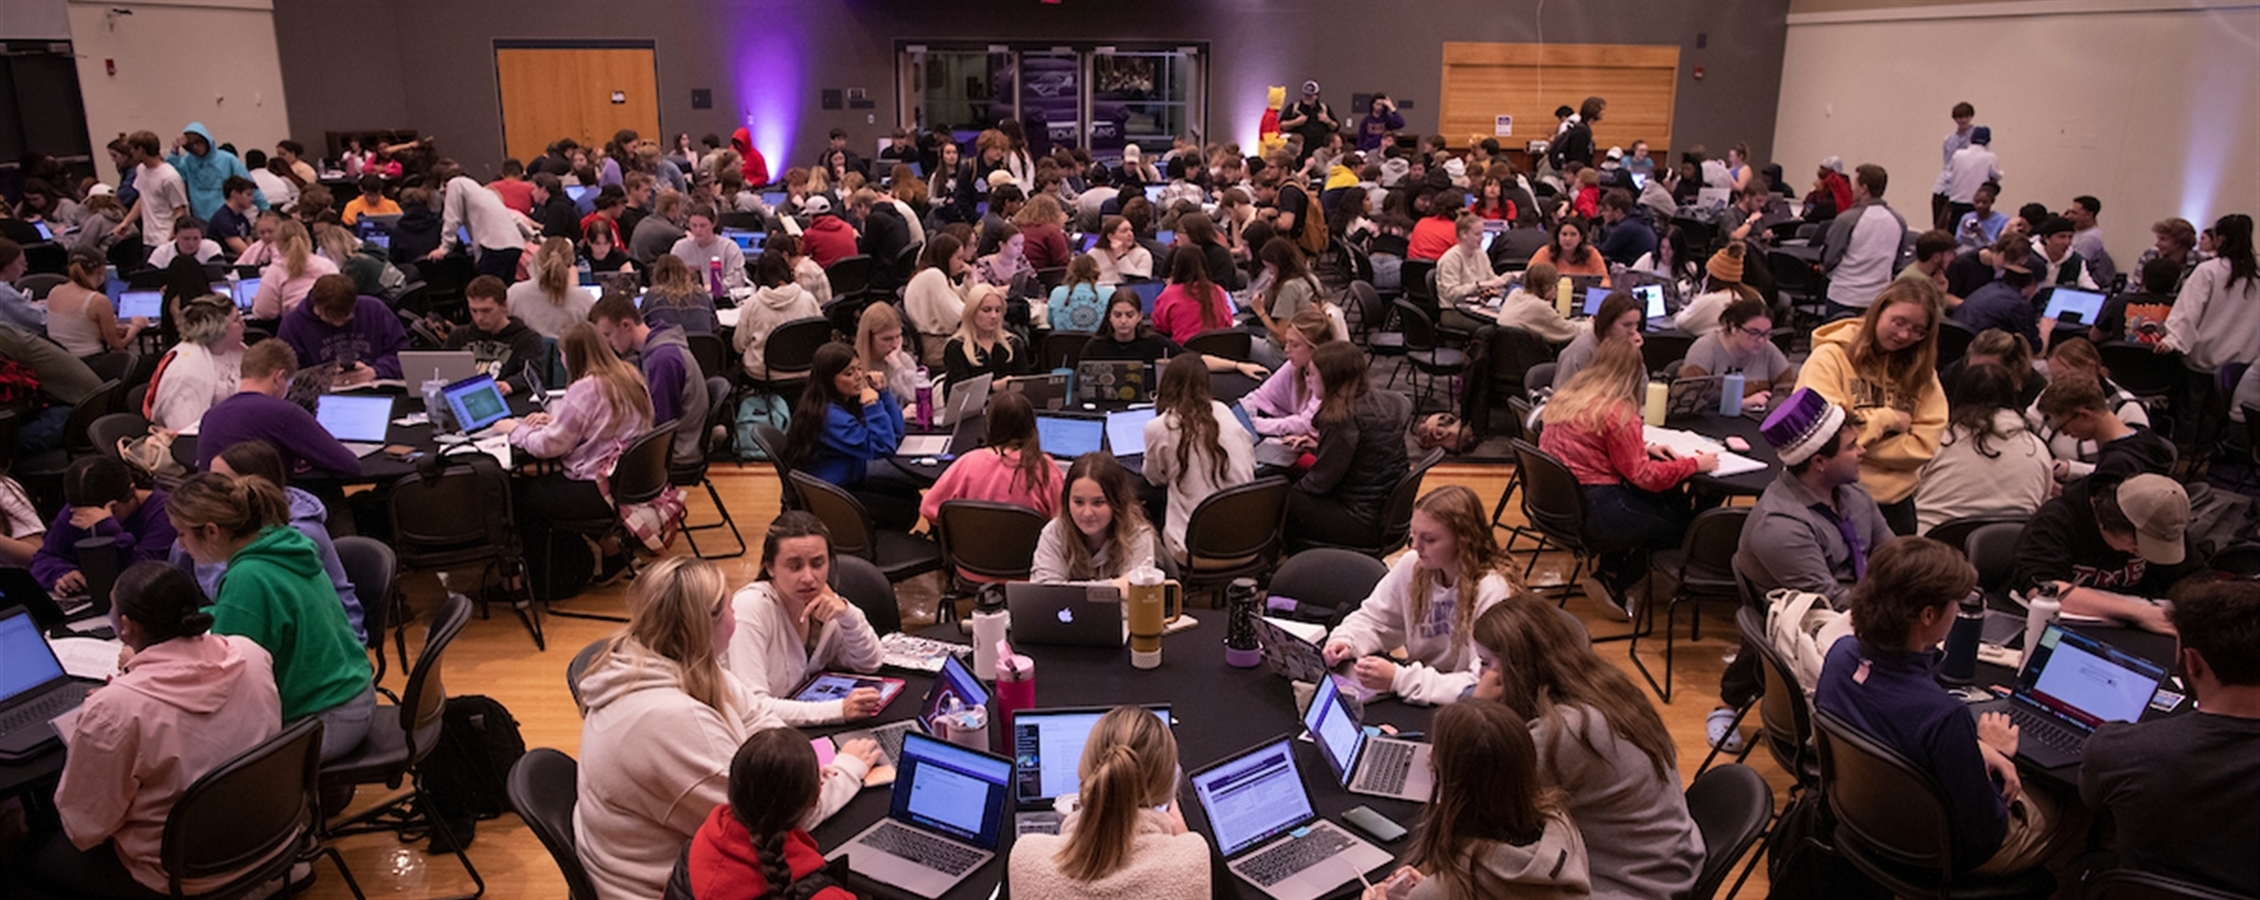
[196,392,363,479]
[276,294,408,379]
[30,491,178,590]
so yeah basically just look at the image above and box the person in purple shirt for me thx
[1355,94,1405,153]
[277,274,407,386]
[590,294,709,470]
[195,339,361,479]
[29,457,177,594]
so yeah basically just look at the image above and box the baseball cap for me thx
[1302,80,1321,96]
[2117,475,2189,566]
[802,196,832,216]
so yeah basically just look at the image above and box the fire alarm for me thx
[105,58,116,76]
[1693,65,1705,80]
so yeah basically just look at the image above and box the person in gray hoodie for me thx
[166,122,266,220]
[591,294,710,470]
[1368,700,1592,900]
[175,440,365,643]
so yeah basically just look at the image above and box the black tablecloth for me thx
[1665,411,1779,496]
[807,617,1431,900]
[1965,614,2184,790]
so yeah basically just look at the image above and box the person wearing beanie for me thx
[1672,242,1761,336]
[1943,124,2003,229]
[2012,472,2202,636]
[2031,214,2099,290]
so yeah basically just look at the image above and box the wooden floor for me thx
[303,462,1787,899]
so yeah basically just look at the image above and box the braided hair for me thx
[727,729,822,898]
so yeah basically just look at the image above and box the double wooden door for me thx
[495,44,660,165]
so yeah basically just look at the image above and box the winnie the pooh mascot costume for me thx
[1258,85,1287,156]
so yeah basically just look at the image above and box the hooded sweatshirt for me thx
[1794,318,1947,504]
[174,486,365,643]
[664,806,852,900]
[575,641,867,900]
[800,214,861,269]
[730,127,770,187]
[733,283,822,378]
[30,491,177,592]
[1536,704,1703,900]
[165,122,265,219]
[55,634,283,895]
[1326,553,1510,704]
[277,293,409,379]
[1008,808,1215,900]
[205,526,373,721]
[639,324,710,469]
[441,314,546,396]
[1403,809,1593,900]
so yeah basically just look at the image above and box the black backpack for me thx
[418,694,526,851]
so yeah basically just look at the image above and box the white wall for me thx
[1773,0,2260,265]
[69,0,291,183]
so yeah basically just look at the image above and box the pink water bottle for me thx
[912,369,934,430]
[708,256,725,297]
[993,641,1034,753]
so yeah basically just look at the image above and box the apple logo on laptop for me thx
[1057,607,1075,625]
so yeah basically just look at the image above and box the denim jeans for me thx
[1580,483,1691,592]
[313,683,379,762]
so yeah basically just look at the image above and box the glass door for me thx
[1092,49,1194,161]
[900,44,1204,165]
[1017,50,1081,155]
[908,47,1013,148]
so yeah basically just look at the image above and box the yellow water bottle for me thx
[1643,381,1668,425]
[1555,276,1575,316]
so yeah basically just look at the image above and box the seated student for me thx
[1079,288,1270,381]
[46,248,148,359]
[29,457,177,595]
[1797,278,1949,535]
[277,274,407,387]
[1913,363,2053,535]
[142,296,243,432]
[1049,253,1108,334]
[1090,215,1153,285]
[1435,212,1512,306]
[2012,473,2199,634]
[781,342,915,528]
[2091,255,2181,345]
[666,728,861,900]
[0,474,44,567]
[1952,256,2044,354]
[1323,485,1512,704]
[904,234,974,366]
[1471,597,1704,898]
[1528,216,1611,286]
[2032,375,2173,487]
[1150,249,1236,345]
[509,237,596,339]
[1540,339,1717,613]
[1940,327,2043,412]
[189,441,364,642]
[1553,291,1647,386]
[1954,182,2010,250]
[1032,452,1161,588]
[1250,236,1336,362]
[772,233,834,308]
[2027,339,2148,471]
[855,301,920,406]
[437,275,545,396]
[248,219,338,320]
[591,294,708,472]
[208,176,259,256]
[721,512,885,726]
[143,216,223,270]
[1009,706,1212,899]
[634,256,715,341]
[1289,341,1412,548]
[1897,228,1962,305]
[33,561,282,900]
[168,471,375,762]
[582,217,636,276]
[339,174,399,225]
[920,391,1061,523]
[1143,354,1256,561]
[942,283,1033,386]
[976,222,1036,291]
[193,341,361,478]
[578,557,876,900]
[507,323,654,582]
[1673,243,1760,337]
[1362,699,1591,900]
[1820,536,2084,875]
[1489,261,1582,344]
[2079,580,2260,897]
[1678,298,1796,411]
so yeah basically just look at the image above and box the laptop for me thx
[1155,229,1176,247]
[828,653,990,768]
[1130,281,1168,315]
[356,213,402,235]
[315,393,397,457]
[0,606,98,762]
[1035,415,1105,460]
[116,289,165,321]
[1479,230,1497,254]
[721,229,765,254]
[1000,371,1073,411]
[761,191,788,209]
[1076,232,1100,253]
[1011,704,1172,833]
[33,221,53,241]
[563,184,591,203]
[400,350,480,386]
[440,373,512,436]
[1105,407,1156,458]
[1664,376,1727,417]
[363,231,391,251]
[1631,172,1649,190]
[1256,616,1386,706]
[230,277,260,311]
[1191,735,1393,900]
[1971,623,2168,769]
[902,374,992,457]
[1076,359,1151,404]
[1303,674,1432,802]
[2041,288,2107,325]
[829,731,1013,896]
[1230,404,1306,468]
[1006,582,1125,648]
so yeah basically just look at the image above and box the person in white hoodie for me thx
[904,233,974,366]
[1322,486,1515,705]
[734,251,823,379]
[1141,354,1254,561]
[723,512,886,726]
[143,295,244,432]
[1363,701,1592,900]
[576,556,877,900]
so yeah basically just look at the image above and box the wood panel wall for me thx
[494,47,660,165]
[1438,42,1680,159]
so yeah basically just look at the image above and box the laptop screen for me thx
[117,289,165,321]
[315,394,395,443]
[1036,415,1104,459]
[1582,286,1613,317]
[1143,184,1165,203]
[564,185,591,203]
[0,608,64,702]
[892,731,1012,847]
[1634,283,1667,318]
[2042,288,2107,325]
[1300,676,1365,786]
[1479,231,1497,253]
[34,221,54,241]
[1631,172,1648,190]
[1130,281,1167,314]
[1104,408,1156,457]
[1010,706,1171,801]
[1229,403,1259,439]
[921,654,989,733]
[1154,229,1176,247]
[722,229,765,253]
[232,278,261,310]
[2017,624,2167,731]
[441,374,511,433]
[1193,737,1317,857]
[1077,232,1099,253]
[761,191,788,209]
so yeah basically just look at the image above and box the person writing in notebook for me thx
[721,513,885,726]
[1322,486,1513,705]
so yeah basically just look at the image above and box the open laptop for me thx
[1076,359,1151,405]
[721,229,765,254]
[0,606,98,762]
[1105,407,1156,458]
[1971,623,2168,769]
[2041,287,2107,326]
[1034,415,1105,459]
[2,567,104,635]
[315,393,397,457]
[400,350,480,386]
[1303,673,1432,802]
[761,190,788,209]
[1664,375,1727,417]
[1192,735,1393,900]
[1006,582,1125,648]
[440,373,512,436]
[1581,283,1668,320]
[230,277,260,311]
[1130,281,1167,315]
[999,371,1072,411]
[116,289,165,321]
[828,653,990,768]
[1256,616,1386,706]
[1011,704,1172,833]
[829,730,1013,896]
[1230,404,1306,468]
[902,374,992,457]
[356,212,402,235]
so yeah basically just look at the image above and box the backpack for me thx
[1765,588,1854,698]
[734,392,793,461]
[0,359,40,405]
[417,694,526,852]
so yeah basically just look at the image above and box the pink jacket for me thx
[919,447,1060,523]
[1151,284,1236,345]
[1242,362,1322,437]
[57,634,283,894]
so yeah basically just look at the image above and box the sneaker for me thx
[1707,707,1747,753]
[593,552,633,586]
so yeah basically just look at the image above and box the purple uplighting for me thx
[733,9,803,173]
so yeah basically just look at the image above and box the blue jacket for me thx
[801,393,903,488]
[1952,281,2041,355]
[166,122,268,219]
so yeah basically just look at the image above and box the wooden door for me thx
[1439,42,1680,156]
[495,45,660,165]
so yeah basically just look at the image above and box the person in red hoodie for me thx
[664,728,855,900]
[797,196,860,269]
[731,127,770,189]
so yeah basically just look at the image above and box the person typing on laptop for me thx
[29,457,177,596]
[722,513,887,726]
[665,728,860,900]
[1008,706,1212,899]
[1818,537,2084,876]
[1321,487,1512,706]
[437,276,544,396]
[277,275,406,388]
[194,340,361,479]
[505,323,652,584]
[1363,702,1592,900]
[1031,454,1161,591]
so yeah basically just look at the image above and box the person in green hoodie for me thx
[167,470,374,761]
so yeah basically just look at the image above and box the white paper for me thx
[1263,616,1327,644]
[471,434,514,468]
[50,636,124,681]
[716,307,741,329]
[1642,425,1766,477]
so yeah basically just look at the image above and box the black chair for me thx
[1033,266,1069,292]
[1481,325,1557,413]
[549,426,677,603]
[85,412,150,462]
[674,376,747,559]
[1812,708,2057,899]
[1675,216,1721,258]
[1631,507,1749,702]
[1400,259,1440,315]
[565,638,607,717]
[390,453,544,649]
[686,333,728,381]
[2081,869,2248,900]
[934,500,1049,615]
[19,379,125,493]
[1490,396,1561,561]
[1510,439,1596,600]
[1345,280,1388,341]
[1183,328,1252,362]
[1264,548,1389,628]
[1925,514,2027,559]
[1936,318,1978,368]
[1685,763,1776,900]
[2210,541,2260,578]
[1768,249,1828,329]
[1740,605,1823,790]
[789,471,944,585]
[1292,447,1442,556]
[1965,522,2022,594]
[321,592,485,900]
[334,536,403,695]
[830,553,902,635]
[507,749,600,900]
[1643,331,1696,378]
[1041,331,1087,370]
[161,717,362,899]
[1525,361,1558,397]
[1179,476,1292,600]
[826,254,879,300]
[747,316,833,398]
[20,273,69,300]
[1391,300,1467,412]
[2098,342,2182,404]
[1359,284,1408,361]
[887,242,924,292]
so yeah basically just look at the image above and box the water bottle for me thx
[1642,381,1669,426]
[1224,578,1262,668]
[2020,585,2062,673]
[993,642,1035,747]
[1720,372,1745,416]
[708,256,725,298]
[1938,591,1986,685]
[576,258,592,287]
[970,585,1009,678]
[913,369,935,430]
[1127,564,1169,670]
[1555,275,1575,317]
[936,702,990,751]
[422,377,455,433]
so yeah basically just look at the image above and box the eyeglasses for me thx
[1735,325,1770,340]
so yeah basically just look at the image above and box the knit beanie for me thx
[1707,242,1745,285]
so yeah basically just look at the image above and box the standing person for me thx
[1322,486,1515,704]
[1141,353,1255,562]
[1470,598,1704,900]
[1930,102,1976,230]
[436,275,545,395]
[665,728,861,900]
[1355,93,1405,153]
[29,457,176,596]
[1796,278,1948,534]
[722,512,885,726]
[1362,702,1592,900]
[1030,453,1160,587]
[505,323,653,581]
[1678,298,1796,408]
[1287,341,1413,551]
[1008,707,1212,899]
[163,123,261,221]
[2158,214,2259,451]
[193,341,360,478]
[1913,364,2054,534]
[508,237,594,338]
[1820,164,1909,319]
[428,158,533,282]
[1942,126,2002,230]
[590,295,709,472]
[781,343,914,527]
[920,391,1060,524]
[577,557,874,900]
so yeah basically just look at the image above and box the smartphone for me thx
[1341,805,1407,843]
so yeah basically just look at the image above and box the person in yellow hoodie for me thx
[1795,277,1948,535]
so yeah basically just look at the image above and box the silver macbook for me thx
[1006,582,1125,648]
[1192,735,1393,900]
[901,374,992,457]
[400,350,479,386]
[0,607,96,762]
[1303,674,1432,802]
[314,393,395,457]
[829,731,1013,896]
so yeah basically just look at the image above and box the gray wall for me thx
[273,0,1790,177]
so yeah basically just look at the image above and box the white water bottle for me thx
[971,590,1009,680]
[2020,589,2061,672]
